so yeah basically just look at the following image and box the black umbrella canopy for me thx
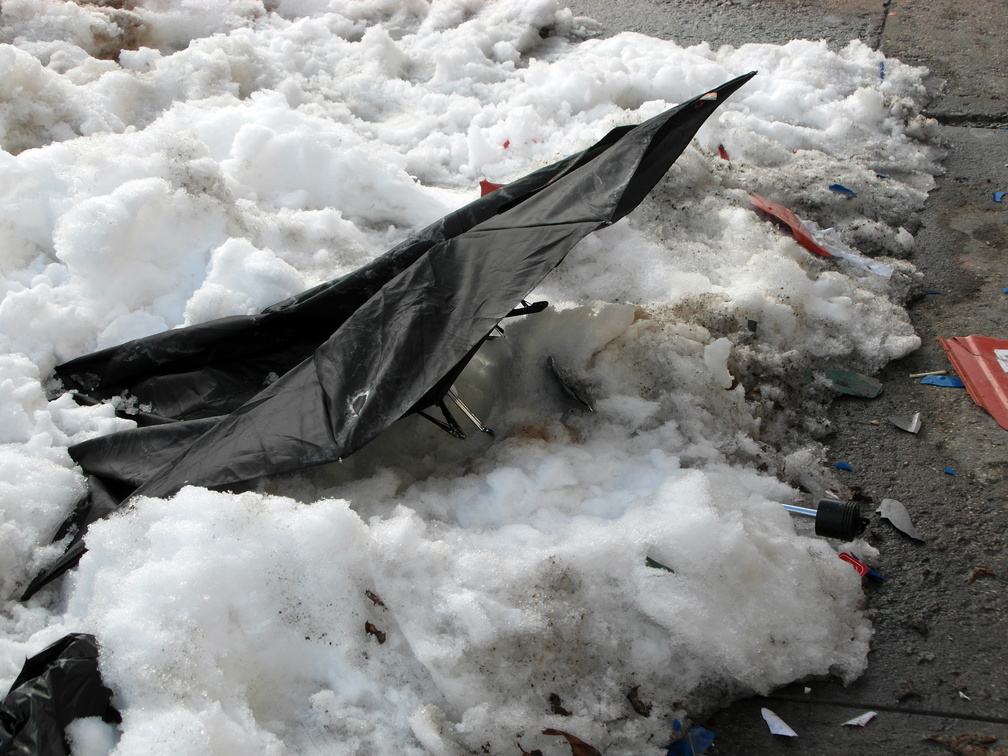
[25,71,755,599]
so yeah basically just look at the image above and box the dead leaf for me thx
[897,680,920,701]
[517,744,544,756]
[365,621,386,644]
[924,733,1008,755]
[966,566,995,584]
[365,590,386,608]
[908,616,929,636]
[542,728,602,756]
[549,693,572,716]
[849,485,872,503]
[627,685,652,717]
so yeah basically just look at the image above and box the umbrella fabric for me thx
[25,71,755,599]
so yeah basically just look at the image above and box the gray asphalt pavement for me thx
[565,2,1008,753]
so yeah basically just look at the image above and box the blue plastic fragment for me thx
[994,191,1006,202]
[1003,287,1008,295]
[925,289,941,294]
[668,726,716,756]
[850,553,885,580]
[829,183,857,198]
[921,375,965,387]
[879,61,886,80]
[875,173,890,179]
[835,461,853,471]
[944,466,956,476]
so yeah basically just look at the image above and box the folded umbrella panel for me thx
[134,359,339,500]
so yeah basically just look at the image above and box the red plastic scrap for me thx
[479,179,504,196]
[718,144,730,160]
[749,192,833,258]
[839,552,869,577]
[938,336,1008,430]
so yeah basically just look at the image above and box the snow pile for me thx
[0,0,942,753]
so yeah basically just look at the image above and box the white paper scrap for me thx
[841,711,877,727]
[995,349,1008,373]
[878,499,926,541]
[761,708,798,737]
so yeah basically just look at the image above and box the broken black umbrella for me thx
[23,71,757,600]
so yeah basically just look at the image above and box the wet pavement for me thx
[566,1,1008,752]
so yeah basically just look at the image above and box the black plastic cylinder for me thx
[814,499,868,540]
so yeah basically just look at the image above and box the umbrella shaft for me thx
[782,504,817,518]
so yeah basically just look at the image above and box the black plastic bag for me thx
[0,634,119,756]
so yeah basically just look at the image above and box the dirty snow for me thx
[0,1,942,754]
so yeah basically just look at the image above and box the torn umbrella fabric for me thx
[23,71,756,599]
